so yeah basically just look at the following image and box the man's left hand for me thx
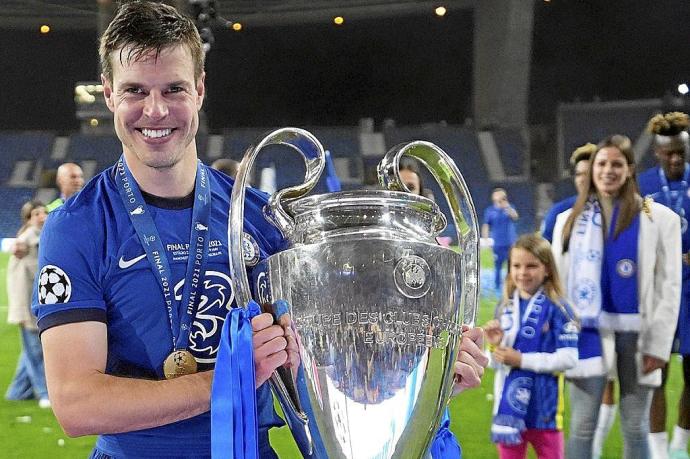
[452,325,489,395]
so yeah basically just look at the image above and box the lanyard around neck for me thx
[115,156,211,351]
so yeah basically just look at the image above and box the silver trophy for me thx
[229,128,479,458]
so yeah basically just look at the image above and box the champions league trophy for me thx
[229,128,479,458]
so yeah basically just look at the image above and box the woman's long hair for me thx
[560,134,640,252]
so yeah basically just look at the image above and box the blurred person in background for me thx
[12,163,84,260]
[552,134,681,459]
[399,158,436,201]
[45,162,84,212]
[482,188,519,293]
[5,200,49,408]
[541,143,595,243]
[637,112,690,459]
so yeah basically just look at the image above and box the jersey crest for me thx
[173,270,235,364]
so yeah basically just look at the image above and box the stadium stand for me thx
[66,133,121,174]
[0,132,54,183]
[493,128,526,176]
[0,122,614,239]
[0,187,36,238]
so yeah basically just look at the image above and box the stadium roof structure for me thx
[0,0,474,30]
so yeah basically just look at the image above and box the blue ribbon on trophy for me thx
[324,150,342,192]
[211,300,261,459]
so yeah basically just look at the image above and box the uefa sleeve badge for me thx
[38,265,72,304]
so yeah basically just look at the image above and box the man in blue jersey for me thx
[482,188,519,292]
[541,143,595,243]
[639,112,690,459]
[32,3,296,457]
[32,2,487,458]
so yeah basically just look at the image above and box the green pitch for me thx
[0,250,684,457]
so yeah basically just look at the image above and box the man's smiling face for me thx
[102,44,205,171]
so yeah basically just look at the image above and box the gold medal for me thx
[163,349,198,379]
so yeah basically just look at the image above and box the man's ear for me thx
[101,74,115,112]
[196,72,206,110]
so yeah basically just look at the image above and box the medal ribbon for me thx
[211,300,260,459]
[116,156,211,351]
[658,164,690,223]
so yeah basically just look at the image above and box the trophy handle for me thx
[377,141,480,327]
[229,127,325,307]
[228,127,325,457]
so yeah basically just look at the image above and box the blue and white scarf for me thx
[491,289,549,445]
[565,196,605,378]
[599,205,641,331]
[567,196,603,328]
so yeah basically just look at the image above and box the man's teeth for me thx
[141,128,172,138]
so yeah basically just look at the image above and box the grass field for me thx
[0,250,685,458]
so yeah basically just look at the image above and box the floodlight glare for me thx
[435,6,447,17]
[678,83,689,95]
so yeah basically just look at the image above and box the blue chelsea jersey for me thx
[32,164,285,458]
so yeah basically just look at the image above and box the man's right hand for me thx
[252,312,291,387]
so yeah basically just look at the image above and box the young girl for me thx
[484,234,579,459]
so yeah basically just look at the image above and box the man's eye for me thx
[169,86,183,93]
[125,88,143,94]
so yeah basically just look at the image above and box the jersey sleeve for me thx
[483,207,493,226]
[32,208,107,333]
[520,301,579,373]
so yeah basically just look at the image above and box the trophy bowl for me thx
[229,128,479,459]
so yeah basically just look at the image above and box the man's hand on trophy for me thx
[278,312,301,379]
[452,325,489,395]
[252,312,291,387]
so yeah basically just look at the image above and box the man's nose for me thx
[143,91,169,120]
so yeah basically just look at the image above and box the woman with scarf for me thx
[552,134,682,459]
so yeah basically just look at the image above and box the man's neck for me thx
[125,152,198,198]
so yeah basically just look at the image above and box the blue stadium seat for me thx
[0,132,54,182]
[67,134,121,173]
[493,128,525,176]
[0,187,36,238]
